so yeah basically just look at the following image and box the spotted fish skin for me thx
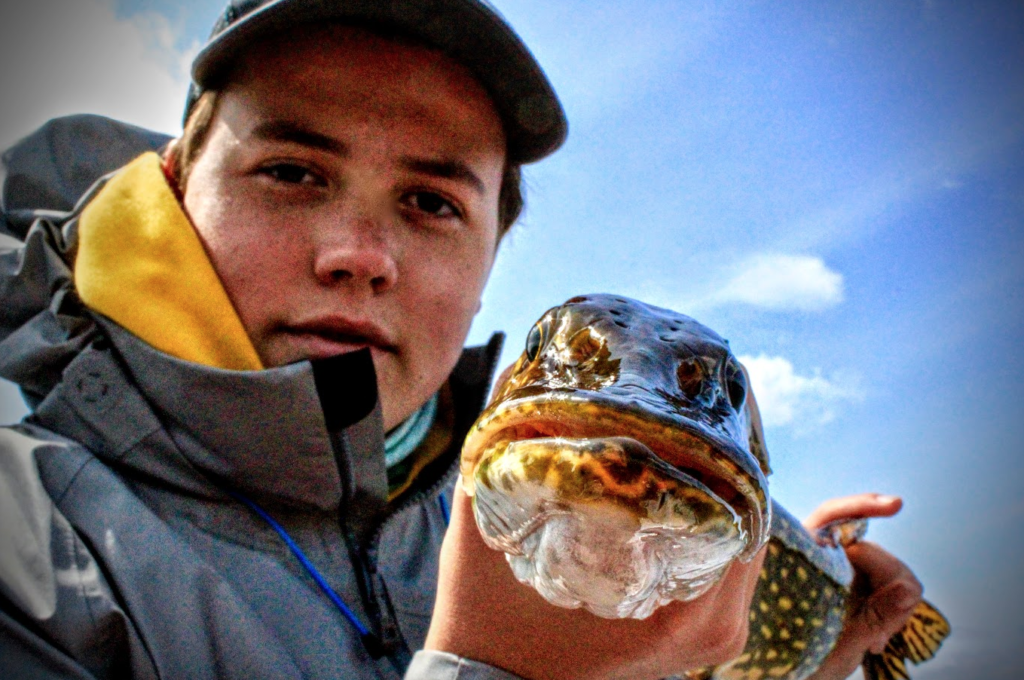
[689,502,950,680]
[692,503,852,680]
[461,294,949,678]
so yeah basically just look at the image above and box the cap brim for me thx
[191,0,567,163]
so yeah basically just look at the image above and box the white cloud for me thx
[0,0,199,150]
[712,254,845,312]
[739,353,863,432]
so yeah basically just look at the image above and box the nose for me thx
[312,213,398,295]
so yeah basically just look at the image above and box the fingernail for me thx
[877,495,900,504]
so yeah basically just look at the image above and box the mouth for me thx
[462,399,771,559]
[279,317,397,360]
[470,432,752,615]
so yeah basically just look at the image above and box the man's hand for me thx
[803,494,924,680]
[425,481,767,680]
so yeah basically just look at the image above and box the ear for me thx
[739,363,772,477]
[160,138,185,196]
[162,138,180,172]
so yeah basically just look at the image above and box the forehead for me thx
[220,23,505,143]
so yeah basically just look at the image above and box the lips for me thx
[280,316,397,359]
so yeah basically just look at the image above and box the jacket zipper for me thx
[347,332,504,671]
[343,526,411,674]
[365,331,504,551]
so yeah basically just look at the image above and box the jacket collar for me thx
[32,317,503,516]
[108,319,343,510]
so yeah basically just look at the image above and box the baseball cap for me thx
[186,0,568,164]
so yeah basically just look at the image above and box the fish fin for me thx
[900,600,950,663]
[681,669,713,680]
[862,600,950,680]
[814,517,868,549]
[863,649,909,680]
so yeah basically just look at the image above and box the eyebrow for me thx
[248,120,486,196]
[400,157,486,196]
[249,120,349,156]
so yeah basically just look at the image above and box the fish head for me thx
[462,294,772,565]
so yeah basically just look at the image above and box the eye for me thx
[260,163,323,186]
[525,322,545,362]
[403,191,460,218]
[725,360,747,411]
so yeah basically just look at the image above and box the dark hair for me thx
[165,90,524,238]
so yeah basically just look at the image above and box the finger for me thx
[846,541,923,601]
[803,493,902,530]
[860,579,924,653]
[845,542,923,653]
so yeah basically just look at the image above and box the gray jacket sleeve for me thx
[0,427,134,679]
[0,610,100,680]
[405,651,525,680]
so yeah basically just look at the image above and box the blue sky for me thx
[1,1,1021,677]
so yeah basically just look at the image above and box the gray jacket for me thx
[0,116,520,680]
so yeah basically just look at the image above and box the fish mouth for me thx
[461,395,771,559]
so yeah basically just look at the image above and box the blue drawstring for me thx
[227,490,375,642]
[438,492,450,527]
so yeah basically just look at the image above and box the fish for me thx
[459,294,949,680]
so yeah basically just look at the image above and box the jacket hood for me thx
[0,199,96,407]
[1,115,170,406]
[2,151,265,403]
[2,120,270,407]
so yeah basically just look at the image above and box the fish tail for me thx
[862,600,950,680]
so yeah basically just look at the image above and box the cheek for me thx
[186,187,298,329]
[409,243,494,359]
[432,246,493,314]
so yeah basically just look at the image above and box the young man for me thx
[0,1,923,678]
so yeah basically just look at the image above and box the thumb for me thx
[846,542,922,654]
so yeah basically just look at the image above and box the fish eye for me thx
[525,322,545,362]
[725,360,746,410]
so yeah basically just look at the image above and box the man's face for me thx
[183,27,506,430]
